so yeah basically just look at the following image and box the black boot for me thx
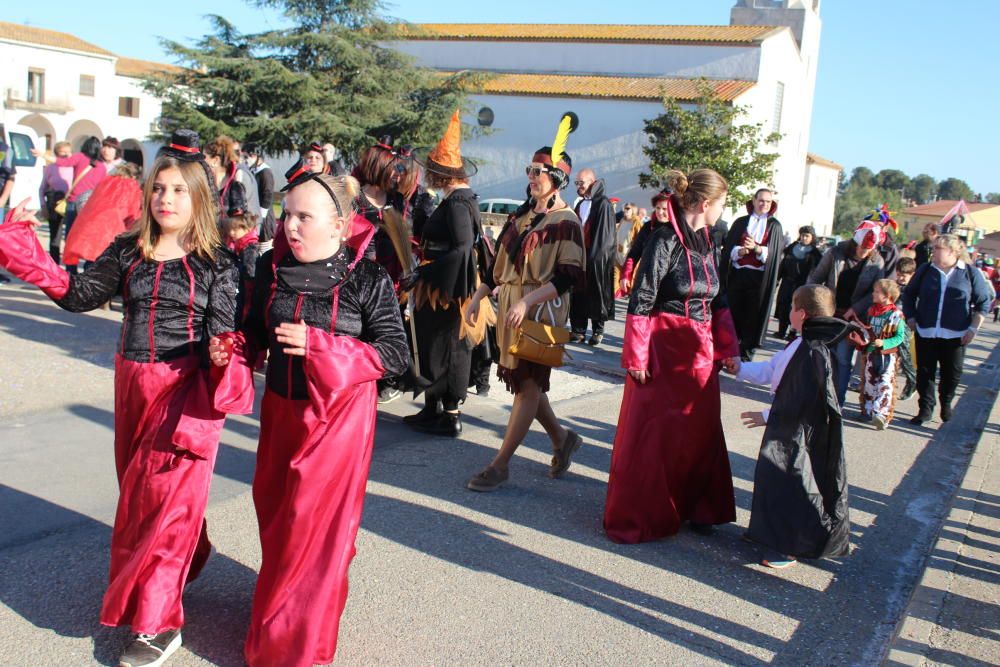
[940,402,953,422]
[403,403,441,427]
[413,412,462,437]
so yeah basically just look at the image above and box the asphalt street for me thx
[1,283,997,666]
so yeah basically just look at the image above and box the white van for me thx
[478,198,522,216]
[1,124,44,210]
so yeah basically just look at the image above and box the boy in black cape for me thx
[725,285,860,568]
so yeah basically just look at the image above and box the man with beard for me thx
[721,188,785,360]
[570,168,617,345]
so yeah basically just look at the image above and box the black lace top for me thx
[246,246,409,400]
[55,235,241,362]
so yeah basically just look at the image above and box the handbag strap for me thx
[68,164,93,197]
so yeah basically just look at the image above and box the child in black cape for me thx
[725,285,860,568]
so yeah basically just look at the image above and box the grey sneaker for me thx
[871,414,887,431]
[119,629,182,667]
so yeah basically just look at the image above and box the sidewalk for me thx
[887,361,1000,665]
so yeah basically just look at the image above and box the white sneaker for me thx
[872,414,887,431]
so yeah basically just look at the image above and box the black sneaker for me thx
[569,333,585,344]
[377,387,402,405]
[941,404,953,422]
[909,412,932,426]
[475,383,490,396]
[587,334,603,346]
[119,629,182,667]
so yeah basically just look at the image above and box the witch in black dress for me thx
[404,110,489,436]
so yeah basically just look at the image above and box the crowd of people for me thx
[0,113,995,667]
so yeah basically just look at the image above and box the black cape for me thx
[746,316,858,559]
[721,210,784,350]
[575,179,617,320]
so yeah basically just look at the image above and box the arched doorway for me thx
[17,114,57,151]
[66,119,103,151]
[121,138,144,171]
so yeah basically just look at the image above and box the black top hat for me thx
[282,159,314,193]
[302,141,325,155]
[162,129,206,162]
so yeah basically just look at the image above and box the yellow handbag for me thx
[53,164,92,218]
[509,299,570,367]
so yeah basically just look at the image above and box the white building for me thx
[0,21,174,169]
[392,0,840,235]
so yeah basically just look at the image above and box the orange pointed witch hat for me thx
[417,109,477,179]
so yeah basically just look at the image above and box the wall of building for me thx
[0,40,163,166]
[801,162,839,237]
[393,40,762,80]
[458,94,665,206]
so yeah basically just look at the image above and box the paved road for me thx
[1,284,997,666]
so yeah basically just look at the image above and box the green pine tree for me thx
[143,0,485,158]
[639,82,781,208]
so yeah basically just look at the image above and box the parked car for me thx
[479,197,522,228]
[0,124,43,210]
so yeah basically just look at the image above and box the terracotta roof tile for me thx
[902,201,998,216]
[806,153,843,171]
[447,72,753,102]
[400,23,780,45]
[115,57,184,79]
[0,20,114,57]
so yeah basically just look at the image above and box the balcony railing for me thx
[5,89,73,114]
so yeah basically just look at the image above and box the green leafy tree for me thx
[144,0,484,159]
[874,168,910,194]
[986,192,1000,204]
[907,174,937,204]
[849,166,875,188]
[640,82,781,208]
[832,184,905,239]
[937,177,975,202]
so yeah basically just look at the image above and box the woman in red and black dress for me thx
[604,168,741,543]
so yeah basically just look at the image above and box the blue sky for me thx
[17,1,999,195]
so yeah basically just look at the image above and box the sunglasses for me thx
[525,166,545,178]
[573,180,585,186]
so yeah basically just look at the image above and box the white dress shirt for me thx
[729,214,770,270]
[735,337,802,423]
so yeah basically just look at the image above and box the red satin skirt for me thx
[101,355,223,634]
[244,383,378,667]
[604,313,736,543]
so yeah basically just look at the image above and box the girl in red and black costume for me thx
[604,168,741,543]
[209,172,408,666]
[0,129,245,667]
[617,189,672,295]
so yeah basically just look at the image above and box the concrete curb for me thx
[884,350,1000,665]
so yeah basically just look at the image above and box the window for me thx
[119,96,140,118]
[27,69,45,104]
[479,202,490,212]
[79,75,95,96]
[772,81,785,135]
